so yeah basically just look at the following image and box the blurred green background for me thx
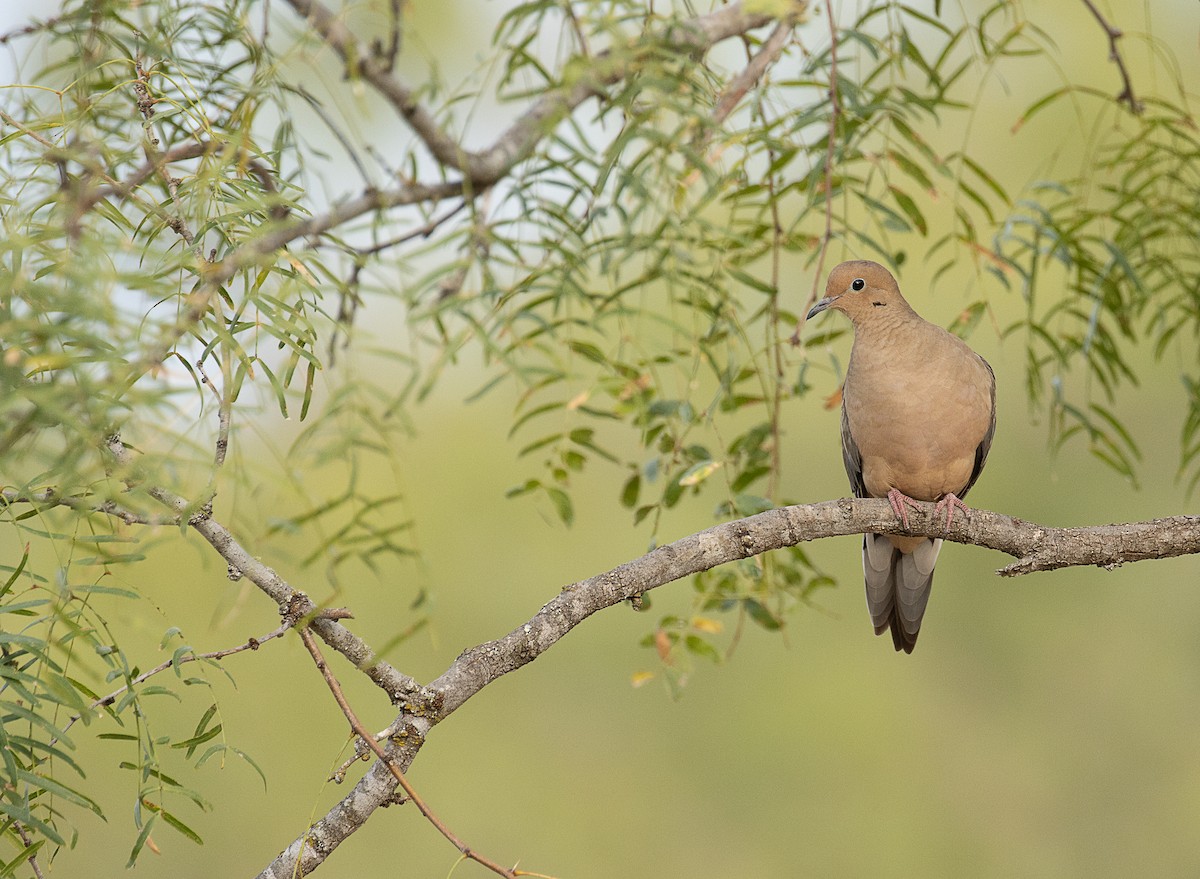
[4,0,1199,876]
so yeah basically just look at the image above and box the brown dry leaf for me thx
[654,628,673,663]
[823,383,844,410]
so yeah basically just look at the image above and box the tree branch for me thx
[429,500,1200,715]
[284,0,792,185]
[121,180,464,385]
[0,487,170,526]
[258,497,1200,877]
[10,822,44,879]
[116,2,799,386]
[102,437,430,706]
[711,18,796,127]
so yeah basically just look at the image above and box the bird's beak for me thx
[806,296,836,320]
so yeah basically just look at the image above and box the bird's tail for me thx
[861,533,942,654]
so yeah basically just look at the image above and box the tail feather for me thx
[861,534,942,654]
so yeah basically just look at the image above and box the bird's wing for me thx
[959,355,996,500]
[840,395,867,499]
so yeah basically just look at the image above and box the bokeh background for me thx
[3,1,1200,877]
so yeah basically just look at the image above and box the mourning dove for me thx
[806,260,995,653]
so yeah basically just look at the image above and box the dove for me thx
[807,260,995,653]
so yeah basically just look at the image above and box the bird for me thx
[806,260,996,653]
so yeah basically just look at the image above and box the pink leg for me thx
[933,492,969,528]
[886,488,923,530]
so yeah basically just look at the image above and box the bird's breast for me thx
[844,338,992,501]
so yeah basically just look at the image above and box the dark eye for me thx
[851,278,865,291]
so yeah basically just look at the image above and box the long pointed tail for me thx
[861,533,942,653]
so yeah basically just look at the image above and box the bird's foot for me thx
[886,488,923,530]
[934,492,969,528]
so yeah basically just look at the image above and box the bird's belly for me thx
[859,452,974,502]
[844,355,991,502]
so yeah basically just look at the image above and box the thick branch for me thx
[259,497,1199,877]
[429,500,1200,715]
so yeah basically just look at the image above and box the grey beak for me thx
[806,297,835,320]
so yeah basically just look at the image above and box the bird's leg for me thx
[886,488,923,530]
[933,492,969,528]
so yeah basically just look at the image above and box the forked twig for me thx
[1079,0,1143,114]
[57,617,336,742]
[11,822,45,879]
[297,627,545,879]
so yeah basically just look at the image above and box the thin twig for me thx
[358,200,468,259]
[437,189,492,300]
[563,5,590,58]
[765,147,785,499]
[381,0,403,71]
[57,619,311,740]
[1078,0,1143,114]
[133,57,202,253]
[11,822,45,879]
[297,627,527,879]
[193,358,232,471]
[0,12,64,44]
[286,83,375,188]
[213,393,231,471]
[0,488,172,526]
[333,200,470,360]
[792,0,840,346]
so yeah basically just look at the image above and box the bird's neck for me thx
[849,300,925,342]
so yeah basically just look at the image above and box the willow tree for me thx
[0,0,1196,876]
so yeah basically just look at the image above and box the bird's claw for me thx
[886,488,922,530]
[934,493,969,528]
[887,489,970,531]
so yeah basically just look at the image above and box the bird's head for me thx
[806,260,907,325]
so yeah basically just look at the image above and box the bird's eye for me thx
[851,278,865,291]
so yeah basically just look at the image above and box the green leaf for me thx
[0,546,30,601]
[546,488,574,526]
[620,473,641,508]
[744,598,781,631]
[889,186,927,236]
[684,634,721,663]
[127,814,158,867]
[17,770,103,816]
